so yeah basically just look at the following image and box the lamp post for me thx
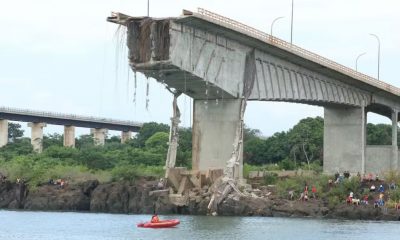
[291,0,294,44]
[270,16,285,37]
[355,52,366,71]
[369,33,381,80]
[147,0,149,17]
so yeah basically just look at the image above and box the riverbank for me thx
[1,179,400,221]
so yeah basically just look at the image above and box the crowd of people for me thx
[339,171,400,210]
[288,171,400,211]
[296,184,317,201]
[48,178,67,189]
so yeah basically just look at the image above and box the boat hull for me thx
[137,219,180,228]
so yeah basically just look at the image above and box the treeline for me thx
[0,118,397,186]
[244,117,398,170]
[243,117,323,169]
[0,122,192,186]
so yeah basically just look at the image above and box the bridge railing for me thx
[197,8,400,96]
[0,106,142,127]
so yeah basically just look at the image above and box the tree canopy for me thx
[0,118,397,186]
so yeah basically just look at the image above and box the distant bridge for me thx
[0,106,142,152]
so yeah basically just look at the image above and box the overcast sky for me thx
[0,0,399,137]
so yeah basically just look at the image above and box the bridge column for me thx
[64,126,75,148]
[192,99,243,178]
[392,110,398,170]
[0,119,8,147]
[28,122,46,153]
[323,106,366,174]
[121,131,132,144]
[91,128,108,146]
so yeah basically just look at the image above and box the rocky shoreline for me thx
[1,179,400,221]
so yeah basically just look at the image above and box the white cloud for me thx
[0,0,399,136]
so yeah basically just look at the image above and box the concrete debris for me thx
[164,89,182,177]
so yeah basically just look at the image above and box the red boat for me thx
[137,219,180,228]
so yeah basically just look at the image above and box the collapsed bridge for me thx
[107,8,400,182]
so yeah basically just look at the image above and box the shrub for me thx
[111,164,164,182]
[327,195,340,208]
[111,166,139,182]
[264,172,278,185]
[279,158,296,170]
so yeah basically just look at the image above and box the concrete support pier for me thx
[392,110,398,170]
[323,106,366,174]
[28,122,47,153]
[91,128,108,146]
[192,99,242,177]
[121,131,132,144]
[0,119,8,147]
[64,126,75,148]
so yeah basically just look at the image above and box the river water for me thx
[1,210,399,240]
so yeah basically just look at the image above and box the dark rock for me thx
[0,181,16,208]
[24,185,90,211]
[218,195,273,216]
[82,180,99,196]
[2,179,400,222]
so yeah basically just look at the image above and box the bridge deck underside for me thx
[134,62,236,100]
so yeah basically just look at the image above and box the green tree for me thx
[287,117,324,168]
[76,134,94,149]
[264,131,291,164]
[366,123,392,145]
[244,138,267,165]
[145,132,169,154]
[134,122,169,147]
[176,127,192,167]
[77,146,113,170]
[0,138,33,160]
[106,135,121,144]
[8,122,24,142]
[43,133,63,148]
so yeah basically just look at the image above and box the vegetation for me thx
[0,122,191,187]
[243,117,399,169]
[0,118,397,189]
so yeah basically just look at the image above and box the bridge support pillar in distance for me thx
[392,110,398,170]
[91,128,108,146]
[192,99,243,179]
[28,122,47,153]
[0,119,8,147]
[121,131,132,144]
[64,126,75,148]
[323,106,366,174]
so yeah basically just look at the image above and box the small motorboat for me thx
[137,219,180,228]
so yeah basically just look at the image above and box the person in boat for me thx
[151,214,160,223]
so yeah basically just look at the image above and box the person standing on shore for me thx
[311,186,317,199]
[379,184,384,193]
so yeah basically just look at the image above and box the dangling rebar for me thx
[146,77,150,110]
[133,71,137,105]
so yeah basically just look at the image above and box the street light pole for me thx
[147,0,149,17]
[291,0,294,44]
[270,16,285,37]
[369,33,381,80]
[355,52,366,71]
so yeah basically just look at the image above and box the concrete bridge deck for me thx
[108,8,400,176]
[0,106,141,132]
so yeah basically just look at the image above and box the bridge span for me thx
[0,106,142,152]
[108,8,400,177]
